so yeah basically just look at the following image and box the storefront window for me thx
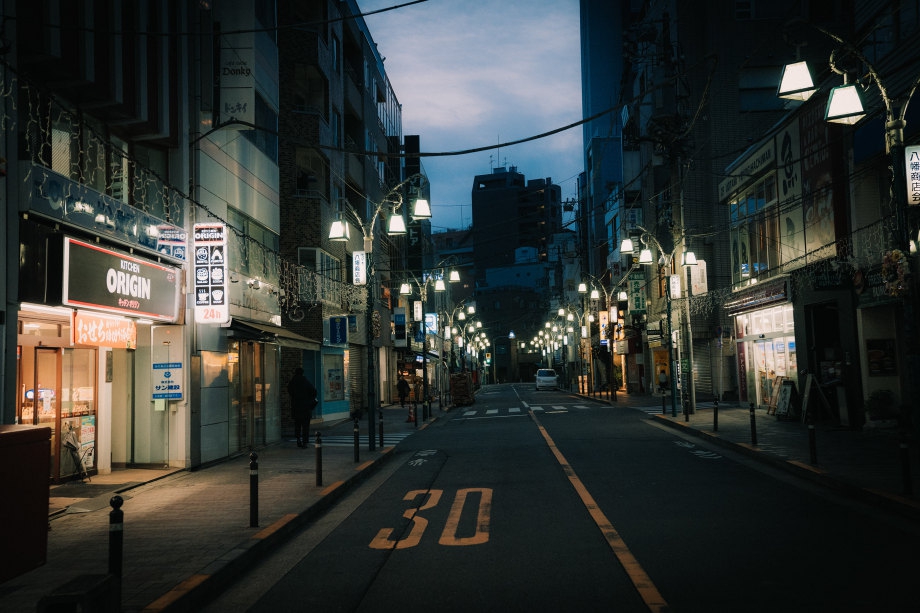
[324,353,345,401]
[60,348,97,478]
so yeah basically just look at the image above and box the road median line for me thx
[529,410,669,613]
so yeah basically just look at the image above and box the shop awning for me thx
[229,318,320,351]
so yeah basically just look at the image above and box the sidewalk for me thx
[1,403,432,613]
[593,389,920,521]
[4,389,919,612]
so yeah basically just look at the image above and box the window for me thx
[228,209,279,278]
[299,247,342,306]
[295,148,328,198]
[242,93,278,163]
[293,63,328,118]
[331,35,340,73]
[729,174,780,286]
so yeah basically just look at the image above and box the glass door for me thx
[233,341,265,451]
[27,348,62,478]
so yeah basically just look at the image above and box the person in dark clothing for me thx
[396,375,410,408]
[288,367,317,447]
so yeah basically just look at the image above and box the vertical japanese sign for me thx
[905,145,920,206]
[628,271,647,314]
[329,316,348,345]
[193,223,229,324]
[353,251,367,285]
[394,307,407,348]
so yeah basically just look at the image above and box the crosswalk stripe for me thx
[531,406,543,411]
[486,409,498,415]
[463,410,477,417]
[310,433,413,447]
[509,407,521,413]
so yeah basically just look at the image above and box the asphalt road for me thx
[206,384,920,612]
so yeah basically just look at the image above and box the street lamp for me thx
[579,274,618,402]
[777,19,920,439]
[559,304,594,394]
[327,192,415,451]
[620,226,697,418]
[400,265,459,420]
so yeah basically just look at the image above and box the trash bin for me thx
[0,425,51,583]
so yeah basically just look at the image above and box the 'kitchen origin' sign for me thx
[63,238,181,322]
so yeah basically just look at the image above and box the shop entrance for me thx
[229,341,266,452]
[18,346,98,481]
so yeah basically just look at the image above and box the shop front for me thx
[18,233,183,481]
[726,281,798,409]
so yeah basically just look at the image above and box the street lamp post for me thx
[777,19,920,443]
[578,276,618,402]
[620,226,697,418]
[329,192,421,450]
[560,306,594,394]
[400,267,458,421]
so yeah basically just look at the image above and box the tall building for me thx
[581,0,920,435]
[471,166,564,381]
[1,0,416,480]
[277,0,408,433]
[3,1,286,475]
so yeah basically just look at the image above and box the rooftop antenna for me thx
[496,134,500,170]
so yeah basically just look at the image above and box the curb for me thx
[650,415,920,522]
[141,447,397,613]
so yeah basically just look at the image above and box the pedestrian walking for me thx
[288,367,318,447]
[397,375,411,420]
[658,369,669,394]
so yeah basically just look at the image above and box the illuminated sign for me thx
[73,311,137,349]
[353,251,367,285]
[63,238,180,322]
[193,223,230,324]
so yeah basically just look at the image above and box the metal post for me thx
[353,417,360,463]
[315,431,323,487]
[808,422,818,465]
[109,495,124,607]
[749,402,758,446]
[713,398,719,432]
[249,452,258,527]
[366,258,377,453]
[668,288,678,418]
[378,408,384,449]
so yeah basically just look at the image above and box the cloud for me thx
[359,0,582,229]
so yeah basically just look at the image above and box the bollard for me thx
[378,409,384,449]
[808,422,817,465]
[353,417,360,463]
[109,495,124,608]
[713,398,719,432]
[900,432,913,497]
[249,452,259,528]
[749,402,758,446]
[662,395,666,415]
[683,396,690,422]
[315,431,323,487]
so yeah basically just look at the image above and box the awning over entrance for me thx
[228,318,320,351]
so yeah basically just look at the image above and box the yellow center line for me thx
[530,410,669,613]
